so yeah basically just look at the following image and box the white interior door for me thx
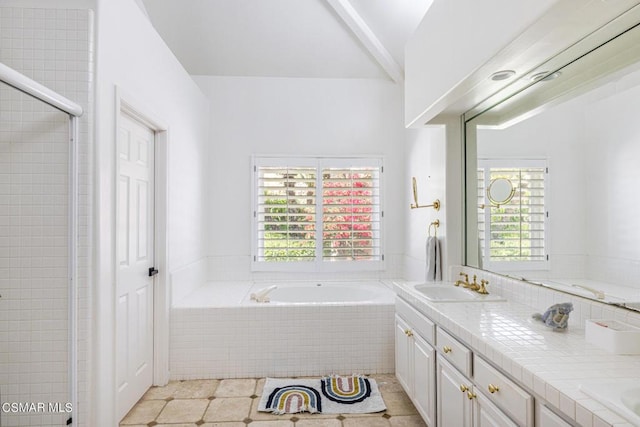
[116,112,156,421]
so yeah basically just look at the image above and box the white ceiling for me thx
[140,0,432,81]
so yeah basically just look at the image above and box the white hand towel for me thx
[426,236,442,282]
[425,236,436,282]
[434,236,442,281]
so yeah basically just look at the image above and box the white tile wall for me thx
[207,253,404,282]
[170,303,395,379]
[455,266,640,330]
[0,7,93,426]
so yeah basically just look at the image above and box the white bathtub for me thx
[248,281,393,304]
[171,281,396,379]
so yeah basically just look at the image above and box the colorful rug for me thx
[258,376,386,415]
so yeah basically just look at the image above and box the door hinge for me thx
[148,267,159,277]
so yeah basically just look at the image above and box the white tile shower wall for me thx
[453,266,640,330]
[207,253,403,282]
[170,304,395,379]
[0,7,93,426]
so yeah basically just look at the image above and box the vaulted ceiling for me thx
[140,0,432,82]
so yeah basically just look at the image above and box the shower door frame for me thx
[0,62,83,426]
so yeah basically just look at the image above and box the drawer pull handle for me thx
[459,384,469,393]
[404,329,413,337]
[488,384,500,394]
[467,391,477,400]
[443,346,452,353]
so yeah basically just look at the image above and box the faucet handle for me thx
[478,279,489,295]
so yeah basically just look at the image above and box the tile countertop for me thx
[393,280,640,427]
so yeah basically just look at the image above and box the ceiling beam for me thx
[325,0,404,83]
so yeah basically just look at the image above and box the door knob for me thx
[148,267,159,277]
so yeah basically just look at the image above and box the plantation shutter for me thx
[253,157,384,271]
[478,160,548,268]
[322,166,381,261]
[256,166,316,262]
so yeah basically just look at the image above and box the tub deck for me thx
[174,280,396,307]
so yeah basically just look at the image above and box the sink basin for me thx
[581,380,640,425]
[413,284,506,302]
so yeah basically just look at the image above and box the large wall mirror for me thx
[464,16,640,311]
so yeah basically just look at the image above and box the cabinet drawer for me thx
[396,297,435,345]
[474,356,534,427]
[436,327,472,377]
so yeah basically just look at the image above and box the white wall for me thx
[193,76,406,281]
[403,126,447,281]
[94,0,209,424]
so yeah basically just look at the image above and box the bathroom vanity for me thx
[394,268,640,427]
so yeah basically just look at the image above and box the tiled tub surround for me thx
[171,281,396,379]
[394,266,640,427]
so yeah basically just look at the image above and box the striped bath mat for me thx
[258,375,386,415]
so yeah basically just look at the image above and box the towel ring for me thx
[429,219,440,237]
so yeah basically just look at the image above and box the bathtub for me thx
[250,281,392,304]
[170,281,396,379]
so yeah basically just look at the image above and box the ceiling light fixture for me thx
[489,70,516,81]
[530,71,562,82]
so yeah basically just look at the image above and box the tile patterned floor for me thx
[120,375,426,427]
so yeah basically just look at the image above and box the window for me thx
[477,159,548,271]
[252,156,383,271]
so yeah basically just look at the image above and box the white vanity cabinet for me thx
[437,355,518,427]
[436,355,473,426]
[396,296,536,427]
[395,299,436,426]
[536,404,572,427]
[474,356,534,426]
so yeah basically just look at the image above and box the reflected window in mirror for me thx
[477,159,548,272]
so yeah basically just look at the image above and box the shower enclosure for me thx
[0,63,82,426]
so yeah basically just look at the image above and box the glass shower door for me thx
[0,80,72,426]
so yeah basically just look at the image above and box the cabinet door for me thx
[437,356,472,427]
[537,404,572,427]
[395,315,412,394]
[413,333,436,427]
[474,391,518,427]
